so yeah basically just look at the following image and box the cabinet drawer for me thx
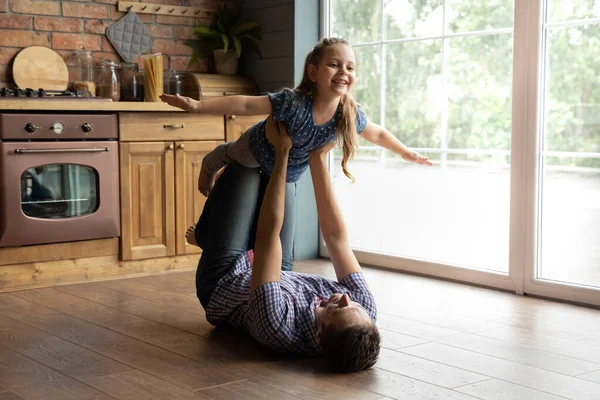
[119,112,225,141]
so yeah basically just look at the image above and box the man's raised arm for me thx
[308,145,362,282]
[250,117,292,291]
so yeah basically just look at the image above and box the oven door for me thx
[0,141,120,247]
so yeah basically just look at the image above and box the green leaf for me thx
[221,34,229,54]
[232,36,242,58]
[242,36,262,59]
[188,52,201,68]
[232,22,259,35]
[216,20,226,34]
[240,34,260,42]
[193,26,219,37]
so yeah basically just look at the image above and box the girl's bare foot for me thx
[186,224,198,247]
[197,167,216,197]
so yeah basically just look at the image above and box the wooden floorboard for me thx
[0,391,28,400]
[0,314,133,380]
[0,259,599,399]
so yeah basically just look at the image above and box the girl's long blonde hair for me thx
[294,37,359,182]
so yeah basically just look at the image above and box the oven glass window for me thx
[20,164,99,219]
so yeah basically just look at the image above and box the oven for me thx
[0,112,120,247]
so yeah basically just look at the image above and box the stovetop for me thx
[0,88,96,99]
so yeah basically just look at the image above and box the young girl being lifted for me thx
[161,37,433,197]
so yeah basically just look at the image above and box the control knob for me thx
[24,123,39,133]
[82,123,93,133]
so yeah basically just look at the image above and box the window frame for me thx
[320,0,600,306]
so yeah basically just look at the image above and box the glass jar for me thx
[120,62,142,101]
[72,50,95,97]
[164,70,183,96]
[142,53,163,102]
[138,69,145,103]
[96,58,121,101]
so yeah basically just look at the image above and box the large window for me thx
[325,0,600,305]
[538,1,600,288]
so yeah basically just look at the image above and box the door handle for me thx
[14,147,109,154]
[164,124,184,129]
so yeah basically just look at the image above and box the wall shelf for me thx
[117,1,215,18]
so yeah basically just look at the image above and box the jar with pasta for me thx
[142,53,164,102]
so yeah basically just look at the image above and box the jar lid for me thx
[98,58,121,68]
[142,53,162,58]
[120,62,138,68]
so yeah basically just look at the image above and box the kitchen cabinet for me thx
[119,113,224,261]
[120,141,175,260]
[225,114,268,142]
[175,141,218,256]
[0,99,278,290]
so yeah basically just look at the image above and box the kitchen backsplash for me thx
[0,0,234,87]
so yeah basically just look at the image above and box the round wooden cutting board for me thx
[12,46,69,90]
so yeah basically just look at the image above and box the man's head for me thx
[315,293,381,372]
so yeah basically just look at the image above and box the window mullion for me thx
[440,0,449,168]
[379,0,386,169]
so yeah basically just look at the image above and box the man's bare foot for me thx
[197,167,216,197]
[186,224,198,247]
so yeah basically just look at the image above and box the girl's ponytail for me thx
[337,93,359,182]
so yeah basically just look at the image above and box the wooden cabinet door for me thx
[225,114,268,142]
[175,141,222,256]
[120,141,175,260]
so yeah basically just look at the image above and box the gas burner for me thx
[0,88,94,98]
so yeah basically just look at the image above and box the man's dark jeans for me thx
[195,163,296,309]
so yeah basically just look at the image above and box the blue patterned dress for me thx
[247,89,368,182]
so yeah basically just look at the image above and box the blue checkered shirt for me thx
[205,252,377,356]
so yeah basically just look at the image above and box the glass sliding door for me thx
[522,0,600,305]
[324,0,600,305]
[327,0,516,289]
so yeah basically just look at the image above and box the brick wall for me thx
[0,0,235,88]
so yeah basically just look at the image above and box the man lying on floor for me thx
[188,116,380,372]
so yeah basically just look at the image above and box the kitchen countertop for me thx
[0,99,183,112]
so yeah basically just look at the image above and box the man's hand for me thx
[160,94,198,112]
[402,150,433,166]
[265,116,292,151]
[308,140,337,163]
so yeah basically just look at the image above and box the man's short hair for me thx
[320,323,381,372]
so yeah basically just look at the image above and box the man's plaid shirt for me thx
[205,251,377,356]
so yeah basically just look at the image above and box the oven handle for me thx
[14,147,109,154]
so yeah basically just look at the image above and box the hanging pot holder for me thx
[106,11,153,62]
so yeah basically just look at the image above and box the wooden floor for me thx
[0,259,599,400]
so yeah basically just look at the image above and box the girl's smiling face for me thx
[309,43,357,98]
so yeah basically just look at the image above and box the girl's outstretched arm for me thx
[160,94,272,116]
[360,121,433,166]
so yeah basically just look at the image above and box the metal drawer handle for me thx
[14,147,109,154]
[164,124,184,129]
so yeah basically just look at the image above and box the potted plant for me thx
[186,7,262,75]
